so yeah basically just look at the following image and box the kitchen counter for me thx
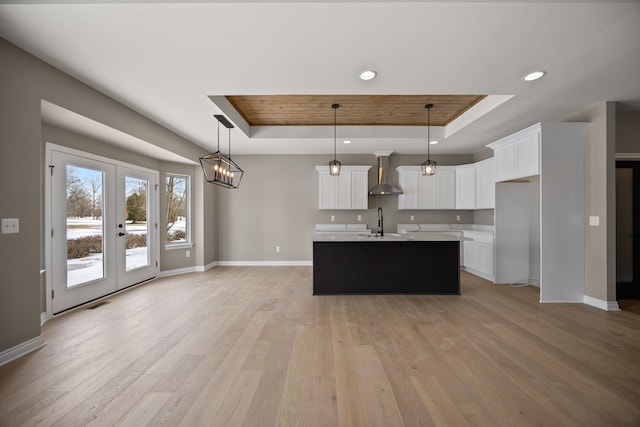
[313,232,466,242]
[313,236,460,295]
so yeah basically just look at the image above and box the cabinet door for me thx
[419,174,436,209]
[318,172,338,209]
[456,165,476,209]
[478,243,494,277]
[336,172,352,209]
[398,169,420,210]
[475,160,495,209]
[351,170,369,210]
[516,132,540,178]
[463,241,479,270]
[494,145,516,182]
[436,169,456,209]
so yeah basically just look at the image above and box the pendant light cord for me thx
[217,121,221,153]
[333,103,338,160]
[427,104,431,159]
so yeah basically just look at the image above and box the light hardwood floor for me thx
[1,267,639,426]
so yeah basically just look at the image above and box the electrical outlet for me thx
[186,250,190,258]
[331,215,335,222]
[276,246,281,253]
[589,216,600,226]
[410,215,414,222]
[1,218,19,234]
[357,215,362,222]
[456,215,461,222]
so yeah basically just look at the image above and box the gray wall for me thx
[215,153,475,262]
[0,38,210,354]
[563,102,617,302]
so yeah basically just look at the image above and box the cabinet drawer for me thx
[463,231,494,244]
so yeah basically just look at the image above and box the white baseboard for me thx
[159,260,310,277]
[584,295,621,311]
[461,267,494,282]
[195,261,218,272]
[158,266,198,277]
[216,260,313,267]
[0,335,46,367]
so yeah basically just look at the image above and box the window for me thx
[165,174,190,248]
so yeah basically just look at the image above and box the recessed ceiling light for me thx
[523,71,546,82]
[343,140,352,144]
[429,140,439,145]
[359,70,377,81]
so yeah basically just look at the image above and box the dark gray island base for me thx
[313,239,460,295]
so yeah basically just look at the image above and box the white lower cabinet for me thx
[462,231,494,281]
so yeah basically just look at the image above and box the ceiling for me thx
[1,1,639,158]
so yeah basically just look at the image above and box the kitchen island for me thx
[312,233,461,295]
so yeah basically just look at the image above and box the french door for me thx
[46,145,158,314]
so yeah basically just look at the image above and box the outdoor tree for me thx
[66,169,92,217]
[87,175,102,219]
[126,192,147,223]
[166,176,186,232]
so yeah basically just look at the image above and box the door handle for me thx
[119,232,126,237]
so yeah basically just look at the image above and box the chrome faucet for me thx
[377,206,384,237]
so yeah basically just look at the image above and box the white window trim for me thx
[165,173,191,248]
[164,242,194,250]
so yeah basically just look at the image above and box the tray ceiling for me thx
[226,95,486,127]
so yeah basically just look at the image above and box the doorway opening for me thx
[616,161,640,299]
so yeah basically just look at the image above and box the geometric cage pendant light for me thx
[329,103,341,176]
[200,114,244,189]
[421,103,437,176]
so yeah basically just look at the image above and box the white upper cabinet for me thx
[488,125,540,182]
[397,167,420,210]
[454,158,495,210]
[316,166,371,210]
[475,158,495,209]
[397,166,456,210]
[455,164,476,209]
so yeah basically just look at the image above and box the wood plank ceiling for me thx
[226,95,486,127]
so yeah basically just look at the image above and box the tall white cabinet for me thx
[316,165,371,210]
[488,122,587,303]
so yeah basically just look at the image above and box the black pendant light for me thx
[329,103,341,176]
[421,103,437,176]
[199,115,244,189]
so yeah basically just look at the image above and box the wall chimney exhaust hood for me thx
[369,151,403,196]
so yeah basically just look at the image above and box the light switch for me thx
[589,216,600,226]
[1,218,19,234]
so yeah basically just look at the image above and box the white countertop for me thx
[397,223,494,235]
[313,232,467,242]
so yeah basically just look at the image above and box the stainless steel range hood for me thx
[369,151,403,196]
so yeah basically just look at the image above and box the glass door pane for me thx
[124,175,150,271]
[66,165,105,287]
